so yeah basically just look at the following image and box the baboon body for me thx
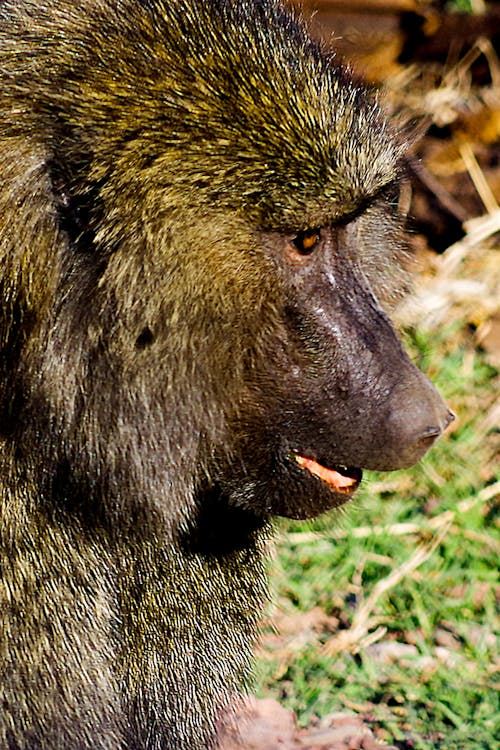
[0,1,452,748]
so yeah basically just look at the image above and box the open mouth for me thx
[294,454,362,496]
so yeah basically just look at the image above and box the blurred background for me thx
[224,2,499,749]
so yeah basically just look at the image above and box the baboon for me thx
[0,0,453,748]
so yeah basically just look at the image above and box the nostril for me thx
[444,409,456,429]
[416,425,442,449]
[411,407,455,452]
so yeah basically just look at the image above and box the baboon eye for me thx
[292,228,321,255]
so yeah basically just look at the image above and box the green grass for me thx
[446,1,475,13]
[257,324,499,749]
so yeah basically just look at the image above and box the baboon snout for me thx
[382,375,455,470]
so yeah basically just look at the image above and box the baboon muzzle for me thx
[286,244,455,477]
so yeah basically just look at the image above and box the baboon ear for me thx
[0,135,61,387]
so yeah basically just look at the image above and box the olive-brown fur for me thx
[0,1,451,748]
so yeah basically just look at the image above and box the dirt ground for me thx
[220,697,400,749]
